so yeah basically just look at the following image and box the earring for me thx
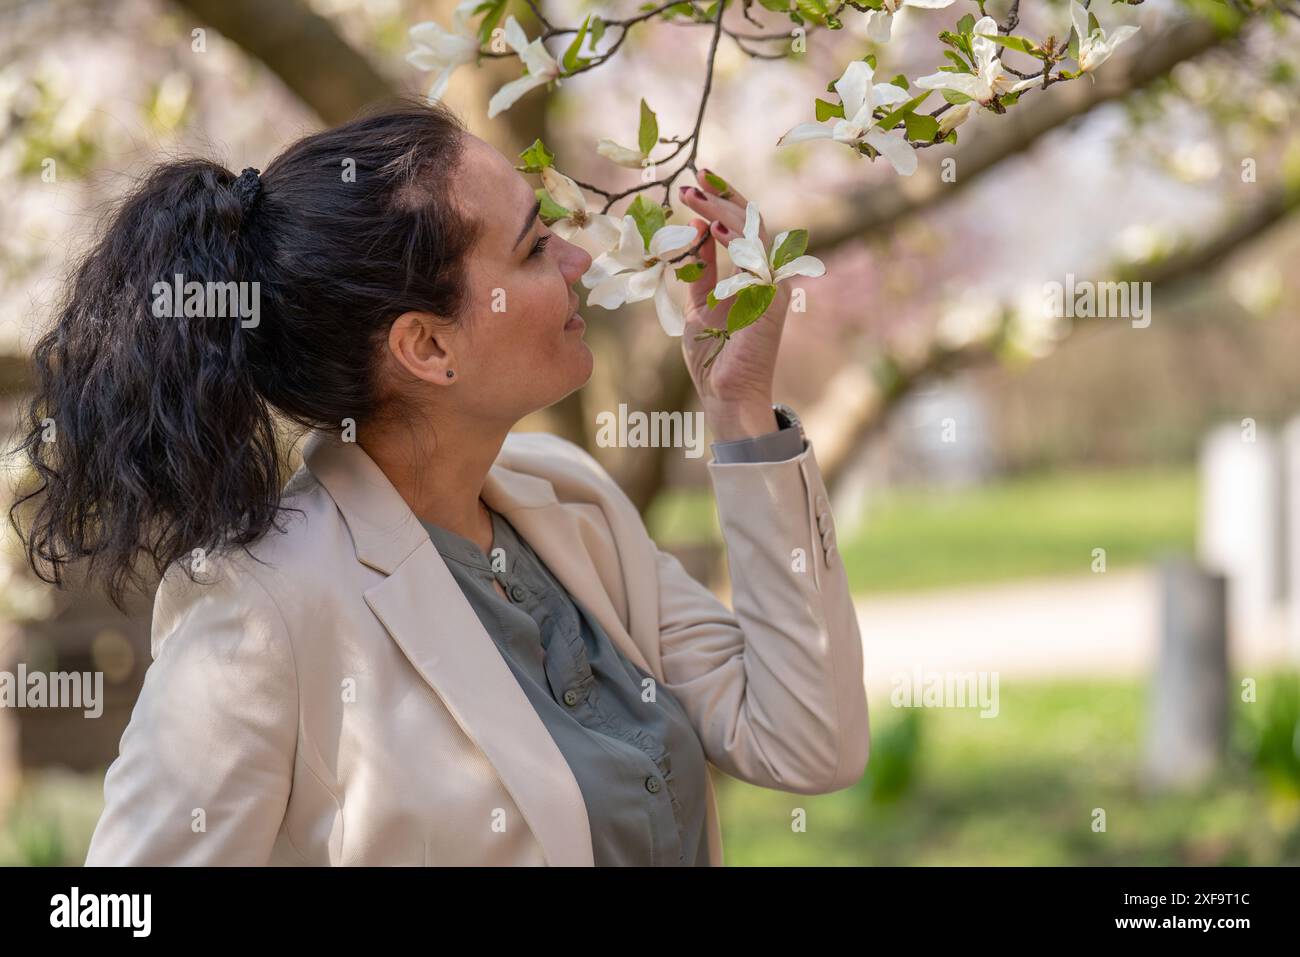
[446,370,455,379]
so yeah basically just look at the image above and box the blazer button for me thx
[817,512,831,534]
[644,775,661,794]
[815,494,828,512]
[563,688,580,707]
[509,583,527,602]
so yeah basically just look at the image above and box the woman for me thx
[11,101,868,866]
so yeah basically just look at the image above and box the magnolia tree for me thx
[407,0,1140,364]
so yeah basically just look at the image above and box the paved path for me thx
[852,568,1297,694]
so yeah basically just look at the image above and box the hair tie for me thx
[233,167,262,214]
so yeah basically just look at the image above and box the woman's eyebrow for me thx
[513,198,541,249]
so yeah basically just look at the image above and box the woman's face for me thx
[394,133,596,430]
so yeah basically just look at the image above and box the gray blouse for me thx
[420,421,804,866]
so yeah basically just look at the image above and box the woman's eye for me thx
[528,234,551,259]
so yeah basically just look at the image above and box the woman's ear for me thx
[387,311,457,386]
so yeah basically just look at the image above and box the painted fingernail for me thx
[715,222,730,234]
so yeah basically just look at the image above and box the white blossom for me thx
[777,59,918,176]
[915,16,1040,105]
[710,203,826,302]
[863,0,957,44]
[539,167,621,248]
[487,17,562,119]
[581,216,699,336]
[406,0,481,104]
[1071,1,1139,73]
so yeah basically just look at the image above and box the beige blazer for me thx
[84,429,869,866]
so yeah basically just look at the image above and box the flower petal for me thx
[774,255,826,282]
[904,0,956,8]
[864,11,893,43]
[584,213,622,250]
[970,16,1000,70]
[711,271,764,302]
[587,272,633,309]
[741,202,761,243]
[777,122,833,147]
[654,277,685,336]
[487,73,547,118]
[503,15,529,55]
[595,138,646,168]
[612,214,648,262]
[423,65,456,103]
[624,264,663,303]
[864,127,918,176]
[872,82,912,108]
[834,60,874,120]
[725,236,771,281]
[649,224,699,259]
[540,167,586,213]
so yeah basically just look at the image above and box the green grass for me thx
[5,673,1295,866]
[648,466,1198,594]
[714,674,1300,866]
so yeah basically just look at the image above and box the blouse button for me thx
[644,776,662,794]
[509,583,527,602]
[563,688,580,707]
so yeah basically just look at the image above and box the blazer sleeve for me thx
[84,558,299,865]
[654,438,869,795]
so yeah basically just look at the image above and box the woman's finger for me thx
[696,167,749,209]
[678,184,747,240]
[684,218,717,315]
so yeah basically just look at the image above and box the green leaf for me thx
[1088,12,1101,35]
[638,99,659,157]
[956,13,975,35]
[889,74,909,90]
[726,284,777,334]
[903,111,939,141]
[757,0,790,10]
[795,0,830,25]
[998,91,1022,107]
[943,129,958,144]
[706,289,719,310]
[563,15,591,72]
[589,15,606,44]
[703,170,731,196]
[876,90,932,132]
[941,89,974,105]
[536,188,571,221]
[475,0,507,46]
[943,50,971,72]
[627,194,666,250]
[771,229,808,271]
[814,97,846,121]
[517,138,555,173]
[863,53,877,71]
[675,262,705,282]
[977,33,1042,57]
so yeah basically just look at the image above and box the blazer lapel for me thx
[481,465,658,679]
[303,431,594,866]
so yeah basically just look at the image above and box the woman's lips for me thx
[564,311,585,331]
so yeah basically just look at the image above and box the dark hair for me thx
[9,99,477,607]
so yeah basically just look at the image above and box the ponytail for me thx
[9,99,474,607]
[11,159,282,607]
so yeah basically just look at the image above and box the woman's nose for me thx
[561,236,593,283]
